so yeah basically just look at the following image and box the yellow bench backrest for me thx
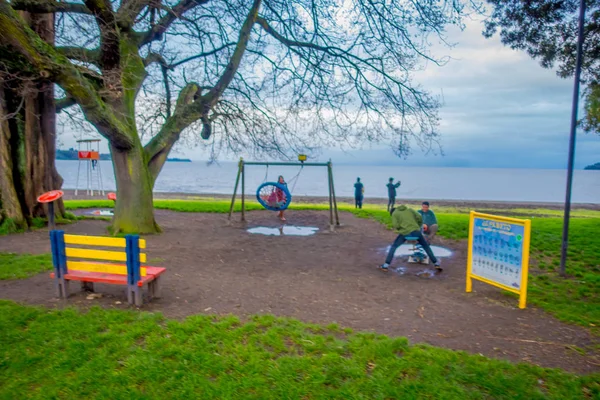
[63,234,148,277]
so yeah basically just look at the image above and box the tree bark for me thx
[0,11,64,230]
[110,144,159,234]
[0,83,27,230]
[22,12,64,220]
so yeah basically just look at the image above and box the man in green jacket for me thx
[379,205,441,271]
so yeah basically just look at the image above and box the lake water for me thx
[56,160,599,203]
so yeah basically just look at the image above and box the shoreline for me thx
[60,189,600,210]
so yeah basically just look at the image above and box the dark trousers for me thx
[387,197,395,212]
[385,230,438,265]
[355,196,363,209]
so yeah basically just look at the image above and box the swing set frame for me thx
[228,158,341,230]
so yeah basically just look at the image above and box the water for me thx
[392,266,440,279]
[56,160,600,203]
[247,226,319,236]
[385,244,453,258]
[88,210,114,216]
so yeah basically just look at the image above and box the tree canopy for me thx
[483,0,600,133]
[1,0,475,232]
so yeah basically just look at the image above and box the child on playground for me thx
[379,204,441,272]
[277,175,287,221]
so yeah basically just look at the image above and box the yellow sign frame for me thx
[466,211,531,309]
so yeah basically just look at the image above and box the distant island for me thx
[56,148,191,162]
[167,157,192,162]
[584,162,600,170]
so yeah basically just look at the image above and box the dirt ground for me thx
[0,209,598,374]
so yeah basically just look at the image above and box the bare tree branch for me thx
[11,0,92,15]
[139,0,209,46]
[169,42,236,68]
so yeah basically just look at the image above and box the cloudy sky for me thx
[323,17,600,169]
[61,16,600,169]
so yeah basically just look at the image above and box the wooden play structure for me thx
[49,230,166,306]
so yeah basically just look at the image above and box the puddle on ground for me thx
[89,209,114,216]
[247,226,319,236]
[394,266,407,275]
[415,269,439,278]
[393,266,440,279]
[384,244,453,258]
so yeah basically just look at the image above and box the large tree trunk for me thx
[25,12,65,219]
[0,84,27,230]
[0,12,64,231]
[110,144,160,234]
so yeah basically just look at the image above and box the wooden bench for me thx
[49,230,166,306]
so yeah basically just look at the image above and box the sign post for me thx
[37,190,64,230]
[466,211,531,309]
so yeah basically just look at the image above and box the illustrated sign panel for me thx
[466,211,531,309]
[471,218,525,289]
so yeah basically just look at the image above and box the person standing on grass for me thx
[386,177,401,212]
[418,201,438,243]
[379,205,441,272]
[354,177,364,209]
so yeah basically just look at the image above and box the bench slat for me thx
[66,261,147,277]
[64,234,146,249]
[58,271,154,287]
[65,247,147,263]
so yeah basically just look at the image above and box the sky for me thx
[60,15,600,170]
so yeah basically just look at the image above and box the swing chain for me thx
[263,164,269,183]
[288,165,304,193]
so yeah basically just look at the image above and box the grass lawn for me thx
[0,300,597,399]
[0,199,598,397]
[0,253,53,280]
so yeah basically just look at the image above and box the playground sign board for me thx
[466,211,531,309]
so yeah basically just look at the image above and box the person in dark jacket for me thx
[386,178,401,212]
[354,177,364,209]
[379,205,441,271]
[418,201,438,243]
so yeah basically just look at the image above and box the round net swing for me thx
[256,182,292,211]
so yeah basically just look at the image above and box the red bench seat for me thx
[51,266,166,287]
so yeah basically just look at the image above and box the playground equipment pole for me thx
[327,162,334,229]
[328,160,340,226]
[228,159,242,220]
[560,0,586,277]
[241,160,246,221]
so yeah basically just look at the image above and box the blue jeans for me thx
[387,197,395,212]
[385,230,438,265]
[355,196,363,209]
